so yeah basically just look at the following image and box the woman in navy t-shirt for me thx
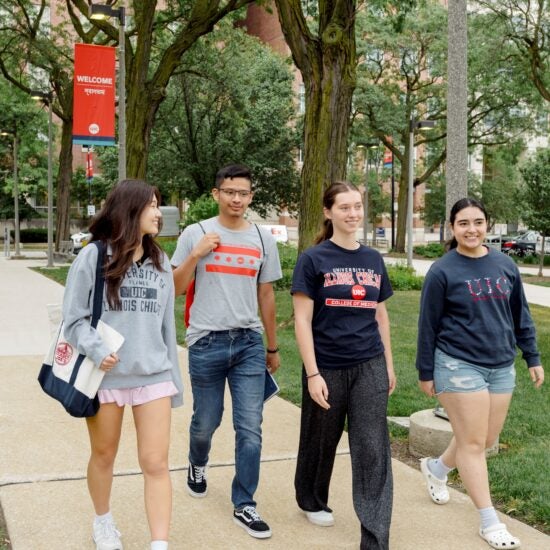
[291,182,395,550]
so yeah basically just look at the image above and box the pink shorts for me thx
[98,381,178,407]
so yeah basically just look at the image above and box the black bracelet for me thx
[266,347,279,354]
[306,372,320,379]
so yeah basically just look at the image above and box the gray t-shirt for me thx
[171,217,282,346]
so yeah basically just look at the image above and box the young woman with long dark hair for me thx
[416,197,544,550]
[62,180,183,550]
[291,182,396,549]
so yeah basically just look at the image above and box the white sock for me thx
[94,511,113,524]
[151,541,168,550]
[428,457,454,480]
[479,506,499,531]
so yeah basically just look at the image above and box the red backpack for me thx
[184,223,205,328]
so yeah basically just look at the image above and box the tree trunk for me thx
[299,64,355,250]
[55,119,74,249]
[275,0,357,252]
[126,89,159,179]
[395,138,413,253]
[539,236,545,277]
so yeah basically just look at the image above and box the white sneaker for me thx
[92,517,123,550]
[304,510,335,527]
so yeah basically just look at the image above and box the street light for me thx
[357,141,378,245]
[30,90,54,268]
[407,116,435,268]
[89,2,126,181]
[1,129,21,257]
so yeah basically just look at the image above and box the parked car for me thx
[484,234,515,253]
[506,230,544,257]
[70,231,92,254]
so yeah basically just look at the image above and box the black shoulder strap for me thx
[69,240,105,385]
[192,222,207,282]
[90,240,105,328]
[254,224,265,279]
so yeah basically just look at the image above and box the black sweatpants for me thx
[294,354,393,550]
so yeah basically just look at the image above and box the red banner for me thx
[86,149,93,181]
[73,44,116,146]
[383,136,393,167]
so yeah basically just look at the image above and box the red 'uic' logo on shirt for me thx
[351,285,366,300]
[55,342,73,366]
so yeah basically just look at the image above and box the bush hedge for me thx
[413,242,445,258]
[8,228,53,243]
[516,253,550,266]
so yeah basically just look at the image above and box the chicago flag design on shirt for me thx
[206,244,261,277]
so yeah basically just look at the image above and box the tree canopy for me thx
[0,0,255,245]
[352,1,540,249]
[145,23,299,217]
[519,147,550,275]
[0,80,49,219]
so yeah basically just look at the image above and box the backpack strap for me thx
[254,224,265,280]
[184,222,207,328]
[191,222,206,280]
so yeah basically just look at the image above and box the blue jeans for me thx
[188,329,266,509]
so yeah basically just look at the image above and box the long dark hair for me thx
[89,179,165,307]
[314,181,361,244]
[446,197,488,250]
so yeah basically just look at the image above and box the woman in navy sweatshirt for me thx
[416,197,544,550]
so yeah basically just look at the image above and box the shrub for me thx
[277,242,298,269]
[274,270,293,291]
[10,228,54,243]
[517,253,550,266]
[386,264,424,290]
[158,238,178,258]
[414,242,444,258]
[181,195,218,229]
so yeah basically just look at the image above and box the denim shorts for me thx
[433,348,516,395]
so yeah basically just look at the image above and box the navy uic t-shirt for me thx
[291,240,393,369]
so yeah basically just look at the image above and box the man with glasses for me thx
[171,164,282,539]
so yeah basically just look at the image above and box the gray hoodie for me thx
[62,242,183,407]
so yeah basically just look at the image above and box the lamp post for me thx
[89,2,126,182]
[357,141,378,245]
[31,90,54,267]
[407,116,435,268]
[391,151,396,250]
[1,129,21,257]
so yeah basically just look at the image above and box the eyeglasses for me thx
[218,188,252,198]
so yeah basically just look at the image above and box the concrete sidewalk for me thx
[0,255,548,549]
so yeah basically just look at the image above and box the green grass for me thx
[521,276,550,288]
[271,290,550,532]
[32,268,550,533]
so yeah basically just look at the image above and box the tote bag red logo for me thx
[55,342,74,366]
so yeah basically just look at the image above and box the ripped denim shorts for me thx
[433,348,516,395]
